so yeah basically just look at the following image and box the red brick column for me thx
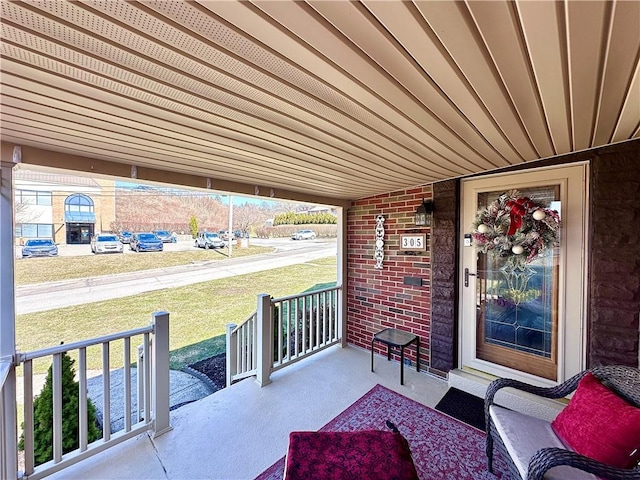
[347,186,432,371]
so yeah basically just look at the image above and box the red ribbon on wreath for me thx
[505,197,534,236]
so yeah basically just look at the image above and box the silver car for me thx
[291,229,316,240]
[21,239,58,258]
[195,232,225,249]
[91,234,124,254]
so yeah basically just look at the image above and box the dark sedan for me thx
[22,239,59,258]
[130,233,163,252]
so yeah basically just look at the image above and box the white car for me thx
[291,229,316,240]
[90,234,124,254]
[195,232,225,249]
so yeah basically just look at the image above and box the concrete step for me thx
[448,368,565,422]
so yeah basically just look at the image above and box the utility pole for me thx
[227,195,233,257]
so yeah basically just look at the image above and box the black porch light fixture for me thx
[414,199,433,227]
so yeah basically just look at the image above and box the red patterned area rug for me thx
[255,384,508,480]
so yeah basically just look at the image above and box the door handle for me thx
[464,268,476,288]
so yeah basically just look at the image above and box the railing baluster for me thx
[102,343,111,441]
[143,333,151,426]
[322,291,327,345]
[79,347,88,451]
[123,338,131,432]
[302,296,307,355]
[315,293,321,349]
[23,359,34,475]
[235,324,241,375]
[240,324,246,374]
[137,345,144,422]
[53,353,63,463]
[277,302,283,365]
[252,315,258,370]
[285,300,291,361]
[332,289,337,340]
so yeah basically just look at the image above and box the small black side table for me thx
[371,328,420,385]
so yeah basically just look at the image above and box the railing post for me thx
[151,311,172,437]
[337,206,348,347]
[256,294,273,387]
[225,323,237,387]
[1,151,19,479]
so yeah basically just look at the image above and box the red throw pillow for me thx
[551,372,640,469]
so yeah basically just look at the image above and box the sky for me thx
[115,181,280,207]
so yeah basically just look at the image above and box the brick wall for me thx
[347,185,433,371]
[346,139,640,376]
[95,179,116,233]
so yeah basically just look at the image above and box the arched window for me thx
[65,194,94,213]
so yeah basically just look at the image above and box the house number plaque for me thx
[400,233,427,251]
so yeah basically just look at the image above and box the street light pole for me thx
[227,195,233,257]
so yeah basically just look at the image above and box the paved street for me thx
[16,238,337,314]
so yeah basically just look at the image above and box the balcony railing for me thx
[11,312,171,480]
[227,286,342,387]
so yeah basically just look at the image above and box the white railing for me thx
[271,285,340,371]
[226,286,341,387]
[226,312,258,386]
[15,312,171,480]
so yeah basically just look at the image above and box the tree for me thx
[189,215,199,238]
[19,351,101,466]
[233,203,269,234]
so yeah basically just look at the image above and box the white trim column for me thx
[337,206,348,347]
[151,311,171,437]
[256,293,272,387]
[1,147,19,479]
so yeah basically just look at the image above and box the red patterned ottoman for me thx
[284,430,419,480]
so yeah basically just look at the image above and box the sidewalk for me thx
[87,368,213,432]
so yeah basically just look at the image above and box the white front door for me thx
[460,164,588,385]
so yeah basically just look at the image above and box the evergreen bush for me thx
[189,215,199,238]
[19,351,101,466]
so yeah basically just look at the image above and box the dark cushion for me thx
[551,372,640,469]
[284,430,418,480]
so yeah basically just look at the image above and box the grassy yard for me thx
[14,245,272,285]
[16,255,338,374]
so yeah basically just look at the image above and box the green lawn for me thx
[16,256,338,374]
[14,245,272,285]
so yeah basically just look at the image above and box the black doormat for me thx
[434,387,486,431]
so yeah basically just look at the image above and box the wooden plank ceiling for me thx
[1,0,639,204]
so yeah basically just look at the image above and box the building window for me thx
[15,223,54,238]
[16,190,52,206]
[65,193,94,213]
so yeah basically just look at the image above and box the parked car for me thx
[195,232,225,249]
[118,231,133,243]
[130,232,163,252]
[90,234,123,254]
[291,229,316,240]
[216,230,235,241]
[21,238,58,258]
[153,230,173,243]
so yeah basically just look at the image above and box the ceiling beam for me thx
[1,142,352,208]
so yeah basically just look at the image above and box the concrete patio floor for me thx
[48,345,450,480]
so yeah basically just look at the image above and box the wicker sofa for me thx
[485,365,640,480]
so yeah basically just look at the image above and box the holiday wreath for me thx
[472,190,560,265]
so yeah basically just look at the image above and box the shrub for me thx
[189,215,198,238]
[19,351,101,466]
